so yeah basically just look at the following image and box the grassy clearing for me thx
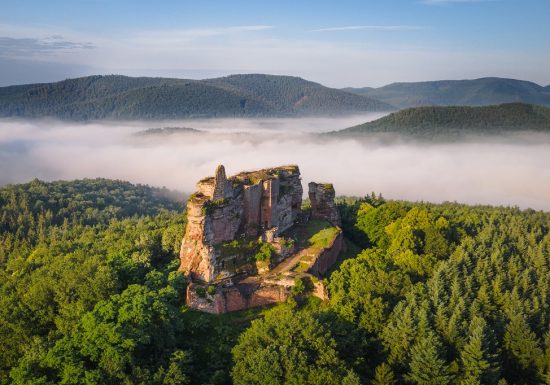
[309,226,340,251]
[289,219,341,273]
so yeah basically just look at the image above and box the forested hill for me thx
[343,77,550,109]
[330,103,550,140]
[0,74,393,120]
[2,177,550,384]
[0,178,184,235]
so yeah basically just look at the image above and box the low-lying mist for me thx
[2,114,550,211]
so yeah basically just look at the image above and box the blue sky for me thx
[0,0,549,87]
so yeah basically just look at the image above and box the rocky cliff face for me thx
[308,182,341,226]
[179,164,303,283]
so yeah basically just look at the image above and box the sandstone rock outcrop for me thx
[308,182,341,226]
[179,164,302,283]
[180,164,344,314]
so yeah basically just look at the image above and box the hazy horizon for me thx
[1,1,549,87]
[1,71,549,90]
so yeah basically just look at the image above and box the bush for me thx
[291,277,305,296]
[254,242,275,262]
[206,285,216,295]
[195,286,206,298]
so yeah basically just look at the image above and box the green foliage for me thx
[309,226,341,250]
[254,242,275,262]
[0,74,390,120]
[344,77,550,109]
[0,178,239,385]
[355,201,409,249]
[231,305,360,385]
[3,178,550,385]
[206,286,217,296]
[459,317,499,385]
[503,313,545,383]
[327,199,550,384]
[405,332,453,385]
[373,363,397,385]
[0,178,183,262]
[336,194,385,247]
[291,277,306,296]
[332,103,550,140]
[218,239,276,271]
[195,287,207,298]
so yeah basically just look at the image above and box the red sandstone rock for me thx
[308,182,341,226]
[182,164,344,314]
[179,165,302,283]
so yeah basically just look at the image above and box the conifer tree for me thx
[460,317,498,385]
[503,314,544,383]
[405,331,453,385]
[372,363,396,385]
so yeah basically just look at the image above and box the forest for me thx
[1,179,549,385]
[331,103,550,140]
[343,77,550,109]
[0,74,390,120]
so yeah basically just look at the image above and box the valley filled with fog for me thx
[2,114,550,210]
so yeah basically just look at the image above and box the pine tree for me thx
[373,363,396,385]
[503,314,544,383]
[405,331,453,385]
[460,317,498,385]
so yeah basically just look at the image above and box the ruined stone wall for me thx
[180,165,302,283]
[179,194,216,282]
[186,226,343,314]
[187,275,334,314]
[307,231,344,277]
[196,179,215,198]
[186,282,291,314]
[273,168,302,233]
[261,178,279,229]
[242,183,262,236]
[308,182,341,226]
[212,164,228,201]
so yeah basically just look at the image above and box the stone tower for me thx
[308,182,341,226]
[212,164,227,201]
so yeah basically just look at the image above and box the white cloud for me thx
[2,117,550,211]
[0,36,94,59]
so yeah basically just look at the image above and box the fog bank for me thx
[1,116,550,211]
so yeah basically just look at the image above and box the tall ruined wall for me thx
[307,230,344,277]
[242,183,262,236]
[308,182,341,226]
[186,282,291,314]
[179,165,302,283]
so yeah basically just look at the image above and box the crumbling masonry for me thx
[179,164,342,313]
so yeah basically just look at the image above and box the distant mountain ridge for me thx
[344,77,550,109]
[330,103,550,140]
[0,74,393,120]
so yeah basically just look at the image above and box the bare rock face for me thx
[181,164,345,314]
[308,182,341,226]
[179,164,302,283]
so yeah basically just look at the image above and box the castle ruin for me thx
[179,164,342,313]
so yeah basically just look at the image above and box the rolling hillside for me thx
[330,103,550,140]
[0,74,393,120]
[344,77,550,109]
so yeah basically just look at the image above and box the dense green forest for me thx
[343,77,550,109]
[1,179,550,384]
[0,74,391,120]
[330,103,550,140]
